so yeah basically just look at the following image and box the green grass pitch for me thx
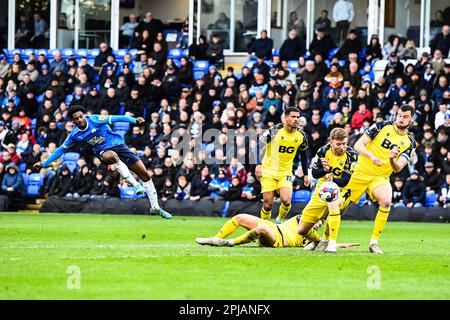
[0,212,449,300]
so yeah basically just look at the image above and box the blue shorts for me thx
[99,144,141,166]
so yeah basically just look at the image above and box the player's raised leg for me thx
[276,186,292,224]
[369,184,393,254]
[323,198,342,253]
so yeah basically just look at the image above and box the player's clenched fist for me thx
[136,117,145,124]
[321,158,330,172]
[33,161,42,171]
[389,146,400,159]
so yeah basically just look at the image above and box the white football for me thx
[318,181,340,202]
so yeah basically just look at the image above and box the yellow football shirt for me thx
[260,124,308,179]
[357,121,416,177]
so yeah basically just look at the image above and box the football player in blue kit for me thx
[34,105,172,219]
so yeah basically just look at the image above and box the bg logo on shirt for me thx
[278,146,295,154]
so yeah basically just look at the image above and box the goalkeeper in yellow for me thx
[296,128,358,253]
[327,104,416,254]
[255,107,310,224]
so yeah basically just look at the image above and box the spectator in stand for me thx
[383,35,406,60]
[161,178,176,202]
[333,0,355,46]
[224,177,243,202]
[403,39,417,60]
[438,173,450,207]
[309,28,336,60]
[337,29,362,60]
[30,14,47,48]
[207,34,224,66]
[248,30,273,60]
[190,166,212,201]
[403,171,426,208]
[365,34,383,63]
[351,103,372,130]
[208,169,230,200]
[431,49,446,74]
[15,15,32,48]
[279,29,306,62]
[67,165,93,198]
[48,164,73,197]
[226,157,247,186]
[120,14,139,48]
[189,35,209,61]
[314,10,331,35]
[287,11,306,41]
[392,176,405,208]
[424,162,442,194]
[175,175,191,200]
[136,12,165,47]
[430,25,450,57]
[2,163,25,201]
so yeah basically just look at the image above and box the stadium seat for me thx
[273,48,280,57]
[88,48,100,58]
[64,161,77,173]
[63,152,80,162]
[168,48,184,60]
[292,190,311,203]
[357,193,367,207]
[244,60,255,69]
[62,48,75,58]
[287,60,299,72]
[22,173,28,185]
[115,48,128,59]
[49,49,61,57]
[426,192,438,208]
[193,60,209,71]
[27,173,43,197]
[113,122,130,132]
[76,48,89,58]
[328,47,340,60]
[36,49,48,57]
[27,185,41,197]
[18,163,26,173]
[183,48,189,57]
[22,48,35,57]
[173,59,182,68]
[65,94,73,105]
[303,50,310,59]
[358,47,367,60]
[120,187,136,199]
[128,48,138,57]
[193,70,206,80]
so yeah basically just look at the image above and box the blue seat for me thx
[357,193,367,207]
[426,192,438,207]
[76,48,89,57]
[65,94,73,105]
[115,48,128,58]
[22,49,35,57]
[173,59,182,68]
[168,48,184,60]
[63,152,80,162]
[193,70,206,80]
[183,48,189,57]
[244,60,255,69]
[22,173,28,185]
[18,163,26,173]
[113,122,130,131]
[328,47,340,60]
[88,48,100,58]
[48,49,61,58]
[273,48,280,57]
[36,49,48,57]
[303,50,310,59]
[288,60,299,72]
[63,161,77,173]
[292,190,311,203]
[120,187,136,199]
[62,48,75,58]
[28,173,43,186]
[128,48,138,57]
[31,118,37,130]
[27,185,41,197]
[193,60,209,71]
[359,47,367,60]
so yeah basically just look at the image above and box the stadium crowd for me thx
[0,12,449,210]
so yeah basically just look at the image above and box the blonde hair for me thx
[330,127,348,140]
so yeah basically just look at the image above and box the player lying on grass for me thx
[33,105,172,219]
[196,213,359,248]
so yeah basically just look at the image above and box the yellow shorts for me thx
[261,175,293,193]
[300,190,328,224]
[257,219,284,247]
[340,173,391,211]
[256,218,307,248]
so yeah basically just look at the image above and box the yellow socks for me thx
[260,207,272,220]
[232,229,260,246]
[328,209,341,241]
[277,203,292,221]
[305,228,321,243]
[371,206,390,243]
[323,219,330,240]
[214,217,239,239]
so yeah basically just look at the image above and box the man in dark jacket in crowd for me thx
[424,162,441,193]
[309,28,336,60]
[336,29,362,59]
[49,164,73,197]
[403,171,426,208]
[190,166,212,201]
[280,29,306,61]
[94,42,114,73]
[248,30,273,60]
[125,88,145,118]
[431,25,450,57]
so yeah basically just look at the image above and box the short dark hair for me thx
[399,104,415,114]
[285,107,300,116]
[67,105,86,119]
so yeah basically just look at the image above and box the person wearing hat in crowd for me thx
[2,163,25,201]
[251,55,271,81]
[3,143,20,165]
[365,34,383,63]
[48,164,74,197]
[402,170,426,208]
[423,161,441,194]
[208,169,230,200]
[206,34,224,66]
[336,29,363,60]
[116,75,130,102]
[0,54,10,79]
[383,51,404,78]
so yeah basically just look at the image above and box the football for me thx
[318,181,340,202]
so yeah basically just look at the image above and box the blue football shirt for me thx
[62,115,127,154]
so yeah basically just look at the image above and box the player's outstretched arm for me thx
[34,145,66,170]
[354,134,381,166]
[109,115,145,124]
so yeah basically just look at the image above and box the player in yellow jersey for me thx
[296,128,358,253]
[325,104,416,254]
[195,213,358,248]
[255,107,310,224]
